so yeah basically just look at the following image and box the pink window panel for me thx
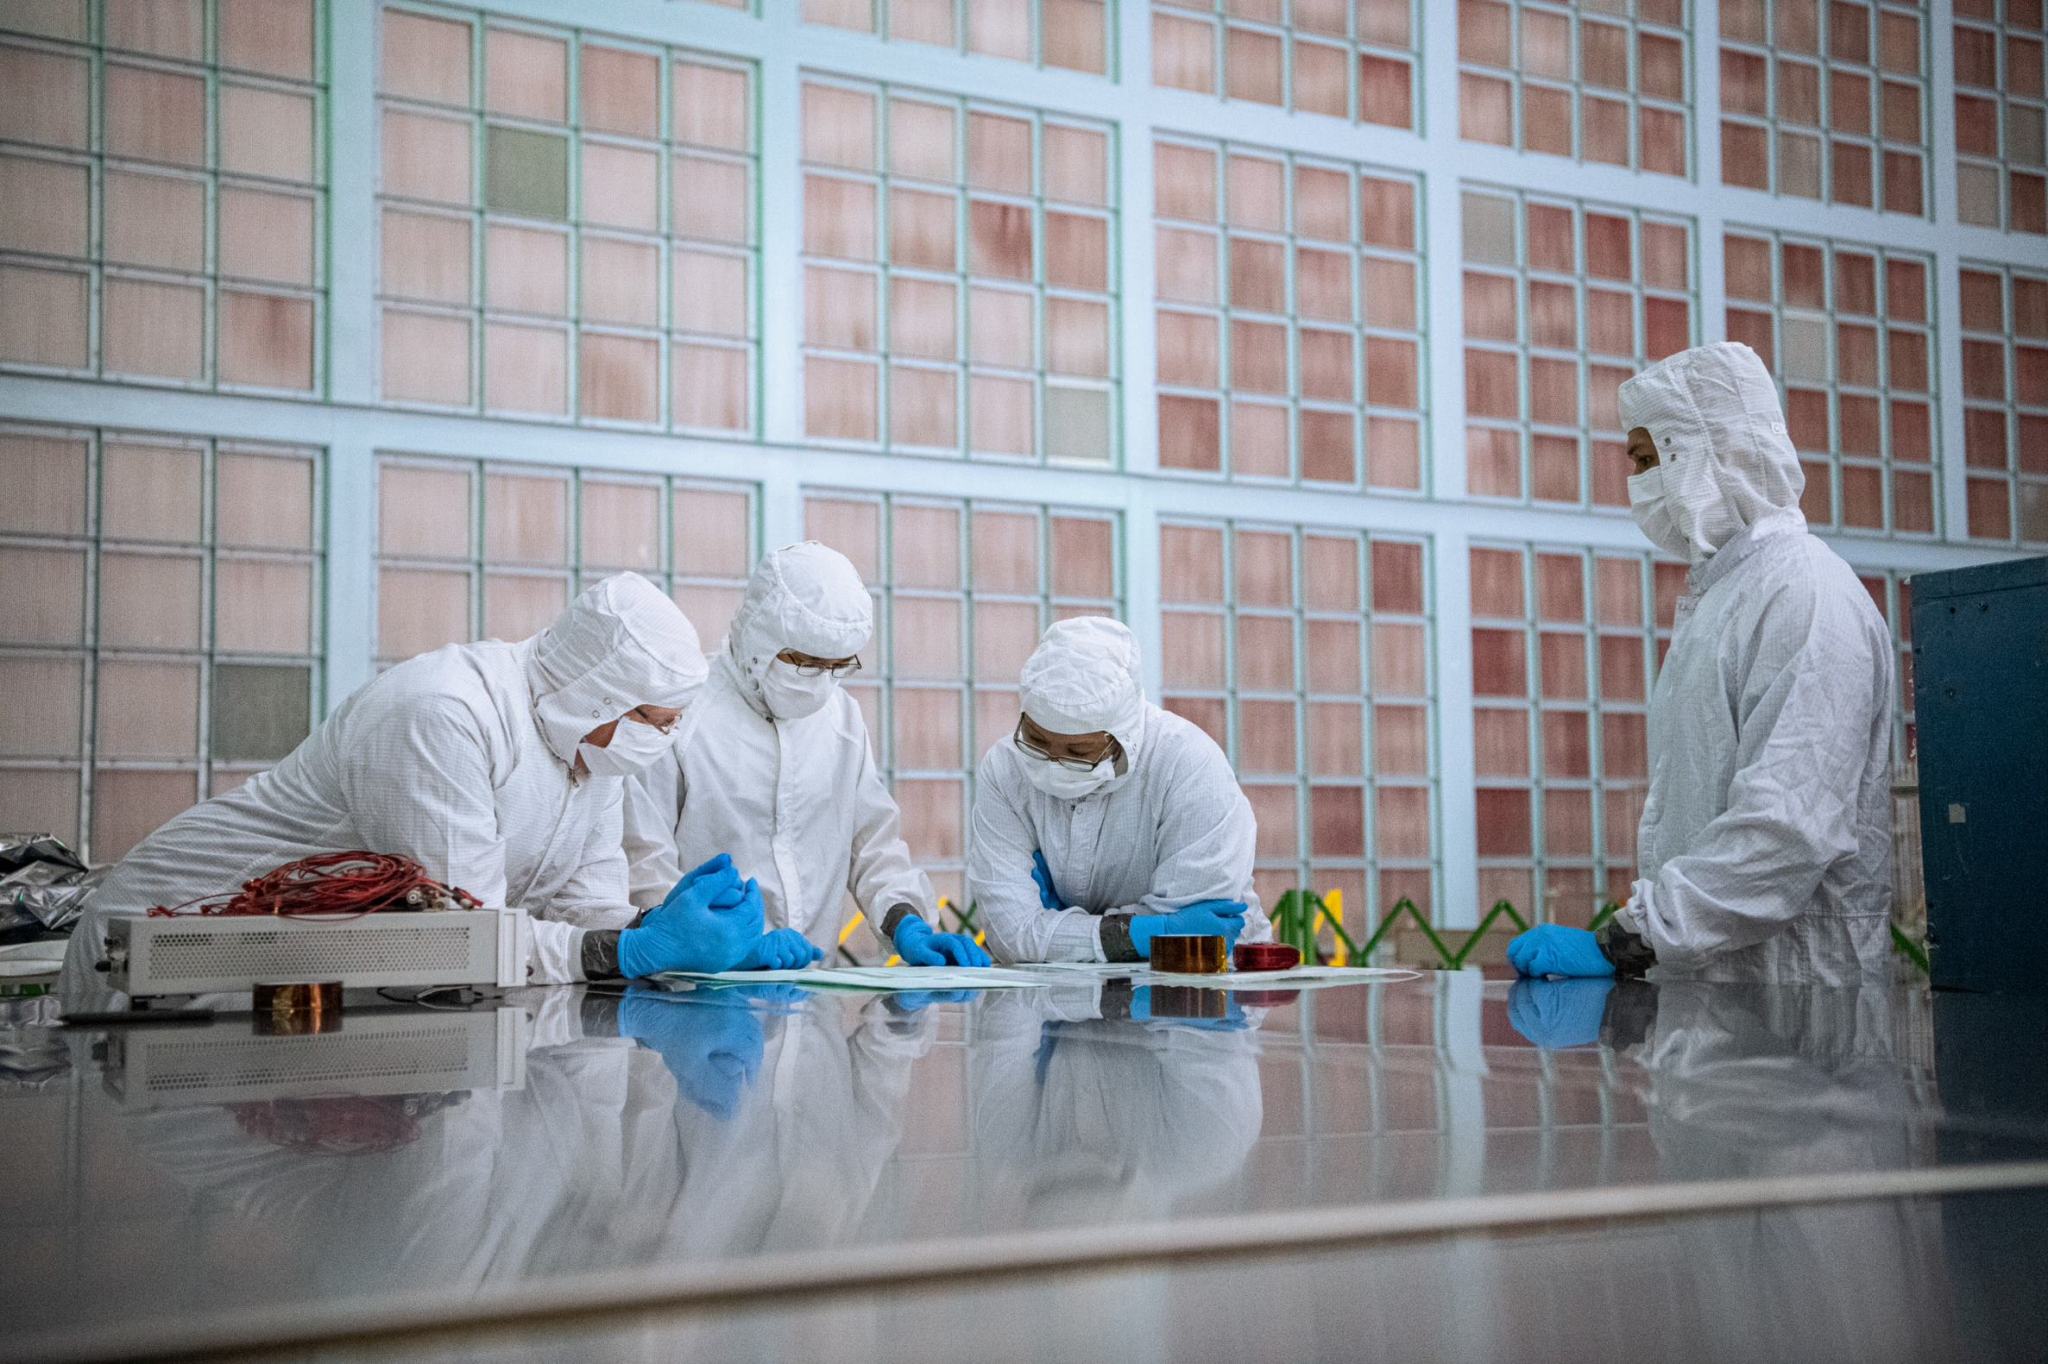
[1161,610,1226,689]
[806,497,882,581]
[974,601,1041,679]
[92,770,199,864]
[971,510,1039,594]
[894,778,964,861]
[892,596,964,679]
[580,480,661,572]
[893,687,964,771]
[1160,524,1226,604]
[379,566,472,658]
[1238,698,1298,775]
[483,573,568,643]
[1309,702,1364,777]
[1050,516,1115,599]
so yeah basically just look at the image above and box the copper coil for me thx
[253,980,342,1035]
[1149,934,1227,974]
[1234,942,1302,972]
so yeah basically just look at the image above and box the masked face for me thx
[1018,745,1120,801]
[576,713,674,777]
[758,660,838,721]
[1628,463,1693,561]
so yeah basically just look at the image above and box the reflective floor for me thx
[5,972,2047,1361]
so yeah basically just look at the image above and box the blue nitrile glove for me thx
[894,915,994,968]
[1127,899,1248,958]
[1507,977,1615,1049]
[618,987,765,1120]
[617,861,763,978]
[1029,849,1063,909]
[1506,924,1616,979]
[733,927,823,972]
[1131,986,1248,1031]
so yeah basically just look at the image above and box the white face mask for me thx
[1628,463,1692,561]
[1018,743,1120,801]
[758,660,837,721]
[576,714,673,777]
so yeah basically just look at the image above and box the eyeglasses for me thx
[777,651,862,678]
[1013,718,1118,771]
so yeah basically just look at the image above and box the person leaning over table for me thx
[623,542,990,972]
[60,573,786,1015]
[1509,342,1896,987]
[966,616,1272,964]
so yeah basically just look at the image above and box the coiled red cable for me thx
[147,851,480,920]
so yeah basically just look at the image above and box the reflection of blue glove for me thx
[618,989,764,1120]
[1132,986,1248,1031]
[1029,850,1063,909]
[1507,977,1614,1049]
[617,860,763,978]
[885,989,982,1014]
[1128,900,1248,957]
[734,927,822,971]
[1506,924,1615,979]
[894,916,993,967]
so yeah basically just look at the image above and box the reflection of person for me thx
[968,985,1264,1229]
[623,543,987,970]
[967,618,1271,964]
[62,575,766,1015]
[125,987,937,1313]
[1511,342,1895,985]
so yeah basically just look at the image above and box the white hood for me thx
[718,542,874,717]
[1018,616,1147,778]
[1617,341,1806,565]
[527,572,707,764]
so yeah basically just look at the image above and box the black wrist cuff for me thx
[1099,916,1142,963]
[880,903,919,940]
[1596,920,1657,979]
[581,929,625,981]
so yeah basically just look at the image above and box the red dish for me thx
[1234,942,1301,972]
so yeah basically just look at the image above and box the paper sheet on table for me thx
[654,965,1056,991]
[1000,961,1422,989]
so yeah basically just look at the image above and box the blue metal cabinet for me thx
[1913,556,2048,993]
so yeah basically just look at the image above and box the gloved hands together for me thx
[734,927,823,972]
[618,987,765,1120]
[1029,850,1063,910]
[1129,899,1249,957]
[1506,977,1615,1049]
[894,916,993,968]
[884,989,983,1015]
[1506,924,1615,979]
[617,853,764,978]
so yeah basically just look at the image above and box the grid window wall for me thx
[0,425,324,863]
[1469,542,1682,923]
[1151,0,1417,130]
[804,0,1112,77]
[1458,0,1690,175]
[800,76,1117,463]
[1461,188,1696,508]
[1958,263,2048,544]
[0,0,326,391]
[804,491,1122,906]
[376,5,758,432]
[1719,0,1930,216]
[1158,520,1438,924]
[374,454,759,664]
[1724,230,1937,536]
[1953,0,2048,234]
[1155,137,1424,488]
[1856,569,1916,766]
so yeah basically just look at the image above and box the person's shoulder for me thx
[1749,533,1890,652]
[1146,706,1233,775]
[354,644,506,736]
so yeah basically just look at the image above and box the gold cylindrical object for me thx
[1150,934,1228,974]
[253,980,342,1034]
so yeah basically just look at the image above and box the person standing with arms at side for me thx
[623,543,990,970]
[1509,342,1896,985]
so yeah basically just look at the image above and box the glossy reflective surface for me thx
[5,974,2047,1360]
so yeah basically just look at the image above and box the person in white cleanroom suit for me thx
[966,616,1271,963]
[623,543,990,969]
[1509,341,1896,986]
[61,573,770,1015]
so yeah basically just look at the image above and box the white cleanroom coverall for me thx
[1614,341,1896,984]
[966,616,1271,963]
[59,573,708,1013]
[623,542,935,951]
